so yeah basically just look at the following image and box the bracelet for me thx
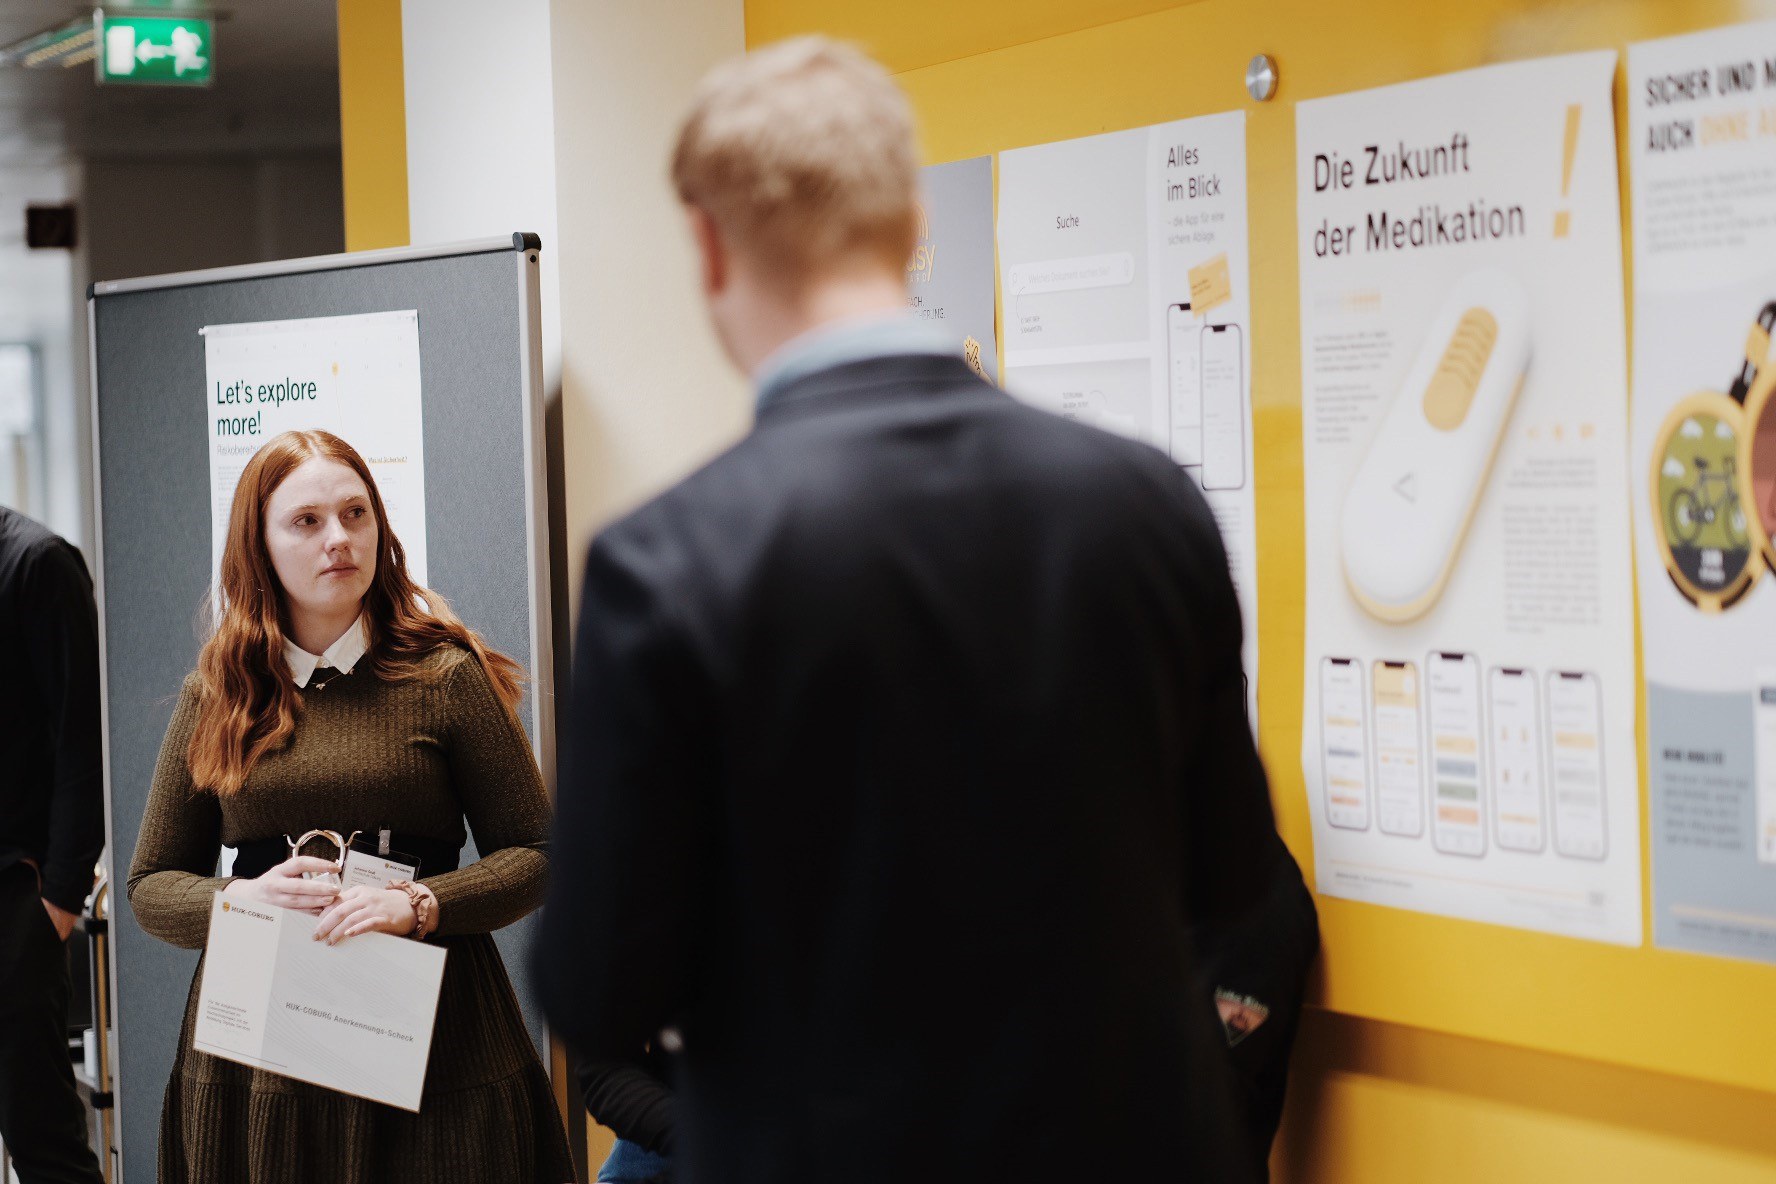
[386,880,432,940]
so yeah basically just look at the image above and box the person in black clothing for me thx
[577,1051,674,1182]
[1193,831,1320,1173]
[575,834,1318,1182]
[0,507,106,1184]
[535,37,1290,1184]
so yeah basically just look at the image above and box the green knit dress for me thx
[126,645,574,1184]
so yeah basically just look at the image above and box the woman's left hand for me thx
[312,884,421,944]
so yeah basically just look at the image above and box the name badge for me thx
[341,838,419,890]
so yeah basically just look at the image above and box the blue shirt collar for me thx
[753,313,958,412]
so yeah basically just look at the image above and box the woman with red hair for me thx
[127,430,571,1183]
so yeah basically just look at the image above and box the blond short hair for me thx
[672,37,920,287]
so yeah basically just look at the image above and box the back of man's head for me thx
[672,37,920,292]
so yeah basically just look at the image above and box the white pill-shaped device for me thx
[1341,269,1531,623]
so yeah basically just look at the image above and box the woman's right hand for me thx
[224,856,342,915]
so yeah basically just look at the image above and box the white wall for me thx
[400,0,562,399]
[548,0,750,589]
[0,162,82,545]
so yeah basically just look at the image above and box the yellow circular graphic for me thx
[1740,364,1776,574]
[1649,391,1760,612]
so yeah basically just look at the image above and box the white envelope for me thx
[193,892,447,1111]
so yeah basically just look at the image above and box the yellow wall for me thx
[1280,1010,1776,1182]
[745,0,1776,1179]
[336,0,408,251]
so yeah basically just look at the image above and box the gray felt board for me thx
[90,237,555,1180]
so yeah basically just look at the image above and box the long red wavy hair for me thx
[187,430,523,795]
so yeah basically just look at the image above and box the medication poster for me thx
[914,157,999,381]
[1295,52,1641,943]
[996,112,1258,711]
[202,310,428,590]
[1628,22,1776,964]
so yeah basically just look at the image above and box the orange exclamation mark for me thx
[1554,104,1580,238]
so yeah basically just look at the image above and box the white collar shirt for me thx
[284,613,370,688]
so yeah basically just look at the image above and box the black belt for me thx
[230,831,463,881]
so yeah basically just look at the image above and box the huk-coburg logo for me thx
[221,899,274,921]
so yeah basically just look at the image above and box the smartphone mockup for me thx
[1201,323,1245,491]
[1320,657,1370,831]
[1547,671,1606,861]
[1167,302,1202,467]
[1371,660,1424,838]
[1487,667,1546,854]
[1427,651,1485,857]
[1758,672,1776,865]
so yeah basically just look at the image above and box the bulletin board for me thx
[89,235,556,1178]
[751,0,1776,1096]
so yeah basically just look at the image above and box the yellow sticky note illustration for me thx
[1188,253,1232,317]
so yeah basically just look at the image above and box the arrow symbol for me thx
[133,29,206,73]
[1393,472,1418,504]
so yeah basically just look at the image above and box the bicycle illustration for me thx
[1667,454,1748,547]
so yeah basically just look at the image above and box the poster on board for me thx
[1295,52,1641,944]
[1628,23,1776,964]
[914,156,999,382]
[996,112,1258,710]
[202,310,428,589]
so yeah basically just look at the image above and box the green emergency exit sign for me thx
[97,14,213,86]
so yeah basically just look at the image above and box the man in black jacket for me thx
[0,507,106,1184]
[537,37,1290,1184]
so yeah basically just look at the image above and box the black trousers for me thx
[0,862,104,1184]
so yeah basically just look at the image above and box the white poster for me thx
[1628,23,1776,964]
[203,310,427,588]
[914,157,999,382]
[997,112,1258,707]
[1296,52,1641,943]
